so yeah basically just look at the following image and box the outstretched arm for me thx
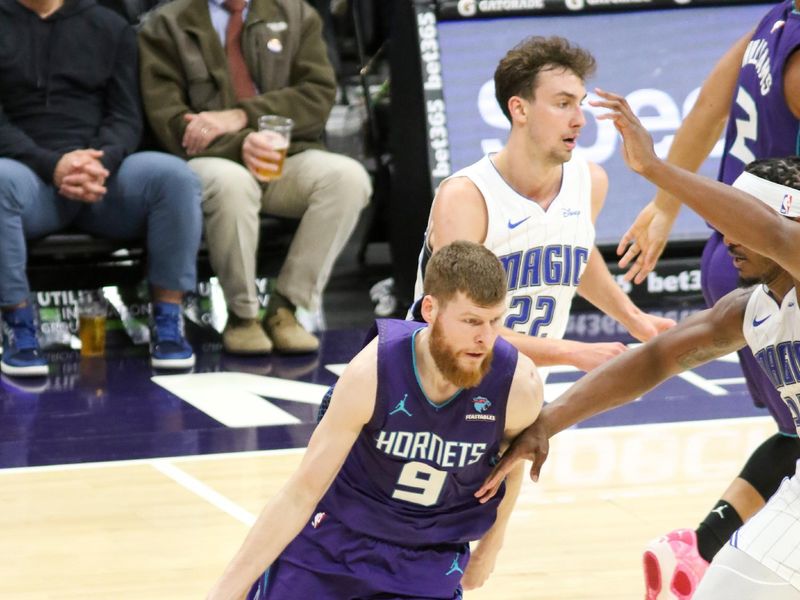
[499,326,627,372]
[476,288,749,501]
[206,341,377,600]
[617,29,753,283]
[593,87,800,283]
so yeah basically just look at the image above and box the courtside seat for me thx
[26,216,299,292]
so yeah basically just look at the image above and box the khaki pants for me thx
[189,150,371,318]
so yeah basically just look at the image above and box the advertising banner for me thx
[431,3,769,244]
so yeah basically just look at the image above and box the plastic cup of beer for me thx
[257,115,293,181]
[79,293,107,358]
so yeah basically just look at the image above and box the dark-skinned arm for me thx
[475,288,749,502]
[617,29,753,283]
[592,87,800,284]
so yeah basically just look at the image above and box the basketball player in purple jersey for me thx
[206,241,542,600]
[612,2,800,595]
[478,89,800,598]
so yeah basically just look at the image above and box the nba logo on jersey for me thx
[780,193,793,215]
[311,511,327,529]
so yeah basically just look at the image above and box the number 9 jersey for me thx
[317,319,517,546]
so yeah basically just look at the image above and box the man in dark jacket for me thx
[138,0,371,355]
[0,0,203,374]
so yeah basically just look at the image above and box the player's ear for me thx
[508,96,527,124]
[421,295,437,324]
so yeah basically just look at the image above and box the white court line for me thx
[325,363,347,377]
[709,377,747,385]
[678,371,729,395]
[151,460,256,526]
[152,373,327,427]
[0,416,774,476]
[0,446,304,475]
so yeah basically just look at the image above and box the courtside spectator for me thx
[138,0,371,355]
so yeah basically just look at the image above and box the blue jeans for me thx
[0,152,203,305]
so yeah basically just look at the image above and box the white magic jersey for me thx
[743,286,800,433]
[734,285,800,588]
[413,153,595,340]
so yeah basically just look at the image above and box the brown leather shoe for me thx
[264,307,320,354]
[223,314,273,354]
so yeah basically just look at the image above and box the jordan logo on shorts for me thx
[446,552,464,576]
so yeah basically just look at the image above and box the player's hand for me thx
[617,199,678,284]
[625,311,676,342]
[590,88,659,176]
[628,312,676,342]
[569,341,627,372]
[475,419,550,503]
[461,545,498,590]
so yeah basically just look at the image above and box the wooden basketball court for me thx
[1,416,775,599]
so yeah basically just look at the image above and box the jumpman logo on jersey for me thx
[446,552,464,576]
[712,505,728,519]
[389,394,412,417]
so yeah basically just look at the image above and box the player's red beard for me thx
[429,320,493,389]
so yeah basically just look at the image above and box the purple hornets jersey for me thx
[718,1,800,185]
[318,319,518,547]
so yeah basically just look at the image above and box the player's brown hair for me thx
[494,36,596,122]
[423,241,507,308]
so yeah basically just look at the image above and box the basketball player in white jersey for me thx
[478,90,800,598]
[411,37,674,374]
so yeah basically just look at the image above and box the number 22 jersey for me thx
[442,154,595,340]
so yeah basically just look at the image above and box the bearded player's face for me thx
[429,292,505,388]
